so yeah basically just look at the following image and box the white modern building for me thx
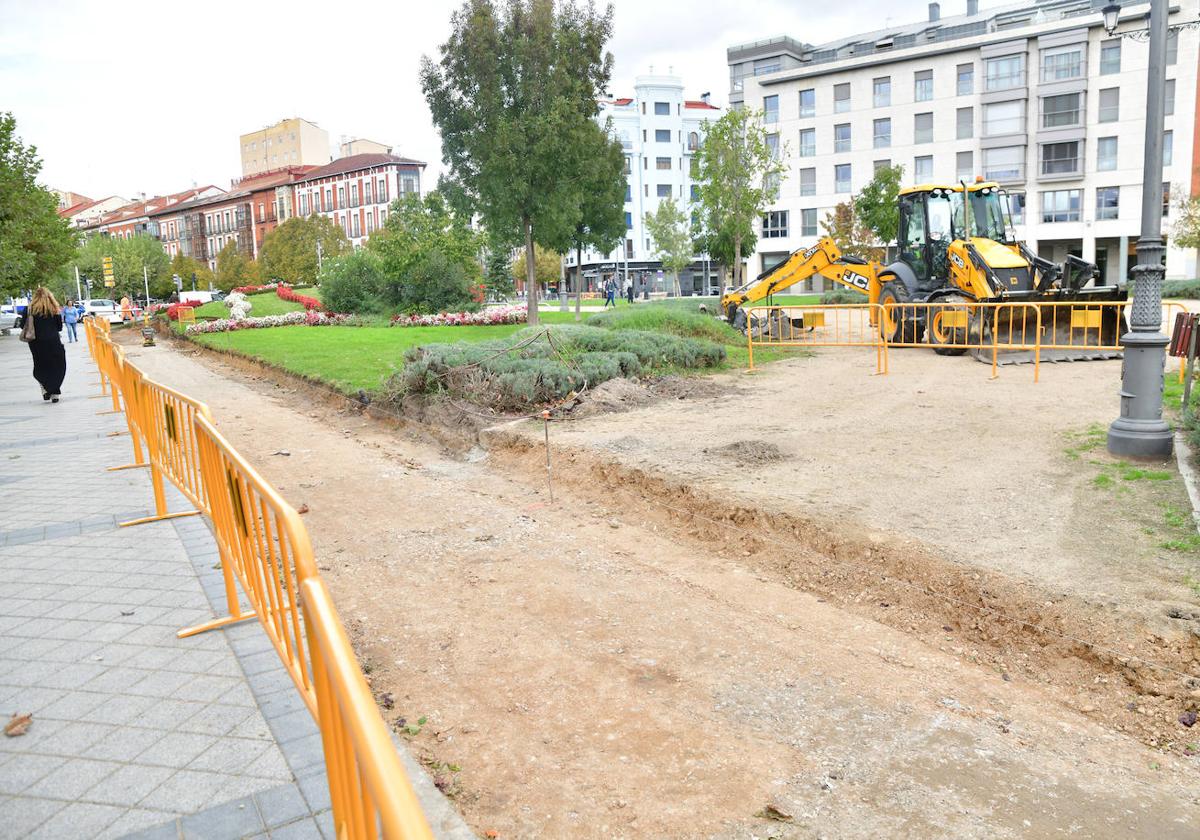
[564,74,722,295]
[293,153,425,249]
[729,0,1199,288]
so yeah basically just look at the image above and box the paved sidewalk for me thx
[0,334,333,839]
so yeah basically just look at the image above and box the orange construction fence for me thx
[82,322,434,840]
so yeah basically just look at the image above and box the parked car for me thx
[0,304,19,332]
[81,298,122,323]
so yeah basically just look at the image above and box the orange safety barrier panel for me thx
[745,303,888,374]
[302,577,435,840]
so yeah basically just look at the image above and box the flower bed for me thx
[277,284,322,311]
[166,300,202,321]
[184,309,356,334]
[389,305,526,328]
[232,282,278,295]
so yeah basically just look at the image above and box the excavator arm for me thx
[720,237,882,322]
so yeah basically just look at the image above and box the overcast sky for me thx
[1,0,995,201]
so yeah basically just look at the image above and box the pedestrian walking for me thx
[604,278,616,308]
[120,295,132,322]
[625,280,634,304]
[17,287,66,403]
[62,298,79,343]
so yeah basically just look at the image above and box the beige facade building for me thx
[239,118,331,177]
[338,137,391,157]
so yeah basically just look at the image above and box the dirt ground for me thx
[120,336,1200,839]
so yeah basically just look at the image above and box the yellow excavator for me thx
[722,181,1126,360]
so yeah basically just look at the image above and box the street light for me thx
[1106,0,1173,459]
[1102,2,1121,35]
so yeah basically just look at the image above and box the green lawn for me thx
[191,287,322,319]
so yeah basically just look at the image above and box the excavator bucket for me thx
[972,290,1127,365]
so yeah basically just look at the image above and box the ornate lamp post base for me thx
[1108,332,1174,458]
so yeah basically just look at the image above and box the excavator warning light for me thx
[975,175,984,183]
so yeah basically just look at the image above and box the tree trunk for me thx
[733,235,743,290]
[574,246,583,322]
[559,254,568,312]
[717,264,727,301]
[672,270,681,297]
[524,219,539,326]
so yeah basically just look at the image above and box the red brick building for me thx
[293,153,425,248]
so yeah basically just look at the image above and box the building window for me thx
[1041,189,1081,222]
[378,179,388,203]
[1163,182,1171,217]
[983,146,1025,181]
[914,112,933,144]
[352,215,361,237]
[984,54,1023,90]
[835,163,851,194]
[690,184,699,200]
[623,156,631,175]
[914,69,933,102]
[763,94,779,123]
[625,239,634,258]
[833,83,850,113]
[1041,93,1082,129]
[801,208,818,237]
[799,128,816,157]
[1041,141,1081,175]
[1165,78,1175,116]
[956,63,974,96]
[956,107,973,140]
[351,184,359,206]
[655,129,671,143]
[956,151,973,182]
[1041,46,1083,82]
[624,211,632,229]
[835,123,851,153]
[365,182,373,204]
[1100,39,1121,74]
[1097,136,1118,171]
[688,131,699,150]
[914,155,933,182]
[762,210,789,238]
[380,209,387,225]
[625,184,631,202]
[1096,186,1120,220]
[1167,31,1178,64]
[766,132,780,159]
[799,167,816,196]
[799,88,815,118]
[873,76,890,108]
[337,187,345,207]
[874,159,891,172]
[873,118,891,149]
[654,101,669,116]
[1007,192,1025,224]
[983,100,1023,136]
[1164,130,1173,167]
[401,175,418,193]
[656,157,671,171]
[656,184,671,198]
[1098,88,1119,122]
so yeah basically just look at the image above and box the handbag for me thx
[19,314,35,343]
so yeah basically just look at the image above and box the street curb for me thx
[1173,431,1200,535]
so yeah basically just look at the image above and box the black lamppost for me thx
[1105,0,1174,458]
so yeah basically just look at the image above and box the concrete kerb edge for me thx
[168,522,477,839]
[1172,430,1200,535]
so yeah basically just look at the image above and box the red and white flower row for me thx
[389,305,527,328]
[185,310,356,334]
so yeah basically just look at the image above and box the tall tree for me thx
[259,216,348,285]
[75,233,171,299]
[566,122,627,320]
[510,245,562,291]
[421,0,616,326]
[0,112,78,297]
[694,107,784,298]
[484,232,516,299]
[644,198,693,297]
[854,163,905,249]
[169,252,215,295]
[214,242,259,291]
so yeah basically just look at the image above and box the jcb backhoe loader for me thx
[721,181,1126,361]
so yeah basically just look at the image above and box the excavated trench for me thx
[154,330,1200,751]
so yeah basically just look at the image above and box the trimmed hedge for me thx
[585,306,740,345]
[392,324,725,409]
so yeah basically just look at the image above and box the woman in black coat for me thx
[18,287,67,403]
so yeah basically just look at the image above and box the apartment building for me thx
[293,153,425,248]
[80,187,224,241]
[563,73,722,295]
[239,118,331,177]
[729,0,1199,288]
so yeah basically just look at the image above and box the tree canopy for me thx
[510,245,562,290]
[822,202,882,263]
[0,112,77,297]
[644,198,693,297]
[368,191,480,285]
[420,0,616,325]
[259,216,349,285]
[855,163,904,247]
[693,107,784,296]
[214,242,260,291]
[169,252,215,295]
[75,233,171,299]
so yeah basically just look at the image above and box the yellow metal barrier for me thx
[302,577,435,840]
[880,300,1045,380]
[106,343,149,470]
[92,331,124,414]
[745,304,888,374]
[178,307,197,325]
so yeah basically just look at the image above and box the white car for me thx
[0,305,18,332]
[82,299,122,323]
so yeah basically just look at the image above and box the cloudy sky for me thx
[1,0,995,201]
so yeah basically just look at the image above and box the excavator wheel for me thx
[878,281,924,345]
[929,295,970,357]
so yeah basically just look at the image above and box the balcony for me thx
[1039,58,1083,84]
[982,118,1026,137]
[984,70,1026,92]
[982,163,1026,183]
